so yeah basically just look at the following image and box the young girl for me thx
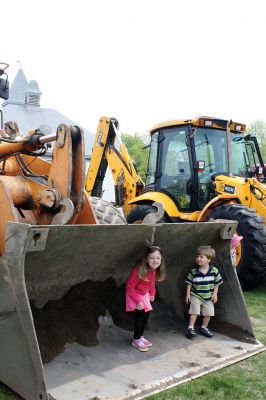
[126,245,165,352]
[2,121,20,139]
[231,233,243,267]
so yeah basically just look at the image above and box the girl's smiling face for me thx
[147,250,162,270]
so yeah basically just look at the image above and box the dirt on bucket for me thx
[31,279,133,363]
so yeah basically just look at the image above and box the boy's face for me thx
[196,253,210,267]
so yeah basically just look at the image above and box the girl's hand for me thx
[0,129,7,137]
[150,296,155,302]
[185,294,191,304]
[136,302,144,310]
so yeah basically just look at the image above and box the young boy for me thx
[185,245,223,339]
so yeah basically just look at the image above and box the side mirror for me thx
[0,78,9,100]
[254,165,263,177]
[256,165,263,174]
[195,160,205,172]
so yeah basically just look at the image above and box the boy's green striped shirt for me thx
[186,265,223,301]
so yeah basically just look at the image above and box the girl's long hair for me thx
[138,245,166,281]
[5,121,20,135]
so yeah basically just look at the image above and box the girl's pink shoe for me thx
[141,336,152,347]
[131,339,148,352]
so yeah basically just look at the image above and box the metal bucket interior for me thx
[0,222,264,400]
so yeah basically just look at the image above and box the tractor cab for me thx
[244,134,266,182]
[146,117,253,211]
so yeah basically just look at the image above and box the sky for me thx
[2,0,266,135]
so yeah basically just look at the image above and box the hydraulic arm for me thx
[0,124,96,254]
[85,117,144,216]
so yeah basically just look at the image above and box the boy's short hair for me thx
[197,245,215,262]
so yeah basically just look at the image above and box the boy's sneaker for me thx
[199,327,213,338]
[186,327,197,339]
[141,336,152,347]
[131,339,149,352]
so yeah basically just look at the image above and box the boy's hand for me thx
[212,293,218,304]
[136,302,144,310]
[185,294,191,304]
[150,296,155,302]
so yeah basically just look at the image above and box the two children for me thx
[185,245,223,339]
[126,243,223,350]
[125,245,165,352]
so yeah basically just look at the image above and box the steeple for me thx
[2,68,28,107]
[24,80,42,109]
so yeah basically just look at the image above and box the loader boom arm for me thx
[0,124,96,254]
[85,117,144,216]
[0,131,56,156]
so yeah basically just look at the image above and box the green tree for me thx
[247,120,266,160]
[121,133,149,181]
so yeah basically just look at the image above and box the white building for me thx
[1,69,114,201]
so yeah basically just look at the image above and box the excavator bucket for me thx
[0,220,264,400]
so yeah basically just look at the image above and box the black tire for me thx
[90,197,127,224]
[126,204,170,224]
[207,204,266,289]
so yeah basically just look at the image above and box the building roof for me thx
[1,68,93,157]
[25,79,42,95]
[0,67,114,201]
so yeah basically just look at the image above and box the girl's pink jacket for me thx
[126,263,156,312]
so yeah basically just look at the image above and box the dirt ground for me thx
[31,279,133,363]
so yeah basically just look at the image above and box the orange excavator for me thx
[0,63,264,400]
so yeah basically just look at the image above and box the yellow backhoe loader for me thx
[0,64,264,400]
[85,116,266,290]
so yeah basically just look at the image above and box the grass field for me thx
[148,280,266,400]
[0,281,265,400]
